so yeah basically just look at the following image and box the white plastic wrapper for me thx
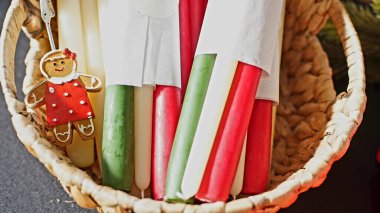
[98,0,181,87]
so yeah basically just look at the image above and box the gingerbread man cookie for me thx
[25,48,101,144]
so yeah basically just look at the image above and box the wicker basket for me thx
[0,0,366,212]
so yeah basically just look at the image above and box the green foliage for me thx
[372,0,380,18]
[318,1,380,82]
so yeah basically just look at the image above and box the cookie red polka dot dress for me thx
[45,78,94,127]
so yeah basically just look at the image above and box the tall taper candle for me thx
[97,0,135,191]
[102,86,134,191]
[135,85,154,197]
[180,0,208,97]
[242,100,273,194]
[165,54,216,202]
[152,86,181,200]
[179,0,192,97]
[230,136,247,199]
[196,63,261,202]
[80,0,105,171]
[58,0,94,168]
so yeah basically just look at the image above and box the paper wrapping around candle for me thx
[97,0,180,87]
[256,0,286,103]
[195,0,284,75]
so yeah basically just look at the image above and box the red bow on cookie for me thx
[63,48,77,60]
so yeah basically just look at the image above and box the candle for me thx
[242,1,285,194]
[151,85,181,200]
[57,0,94,168]
[134,85,154,197]
[230,136,247,199]
[195,0,285,202]
[180,55,237,199]
[179,0,192,96]
[180,0,208,96]
[196,62,261,202]
[189,0,208,56]
[242,100,273,194]
[97,0,135,191]
[80,0,105,171]
[102,86,134,191]
[165,54,216,203]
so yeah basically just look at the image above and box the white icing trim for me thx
[78,118,95,136]
[48,72,79,84]
[53,122,72,143]
[31,93,43,105]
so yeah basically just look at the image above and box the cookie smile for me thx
[55,67,64,71]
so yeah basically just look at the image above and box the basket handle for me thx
[0,0,28,116]
[328,0,366,121]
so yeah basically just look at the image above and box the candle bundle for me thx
[57,0,285,203]
[165,0,284,203]
[98,0,181,194]
[151,0,208,200]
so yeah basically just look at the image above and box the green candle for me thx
[102,85,134,191]
[165,54,216,202]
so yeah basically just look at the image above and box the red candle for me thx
[196,62,261,202]
[180,0,208,97]
[151,85,181,200]
[242,100,273,194]
[189,0,208,55]
[179,0,192,97]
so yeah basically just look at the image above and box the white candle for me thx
[180,55,237,199]
[134,85,154,197]
[230,135,247,199]
[80,0,105,171]
[58,0,94,168]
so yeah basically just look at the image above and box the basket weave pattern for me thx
[0,0,366,212]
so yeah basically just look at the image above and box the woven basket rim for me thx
[0,0,366,212]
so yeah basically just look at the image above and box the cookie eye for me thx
[53,62,57,66]
[61,61,65,65]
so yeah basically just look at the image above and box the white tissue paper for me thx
[196,0,285,76]
[256,0,286,104]
[98,0,181,87]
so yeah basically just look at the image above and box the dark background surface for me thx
[1,0,379,212]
